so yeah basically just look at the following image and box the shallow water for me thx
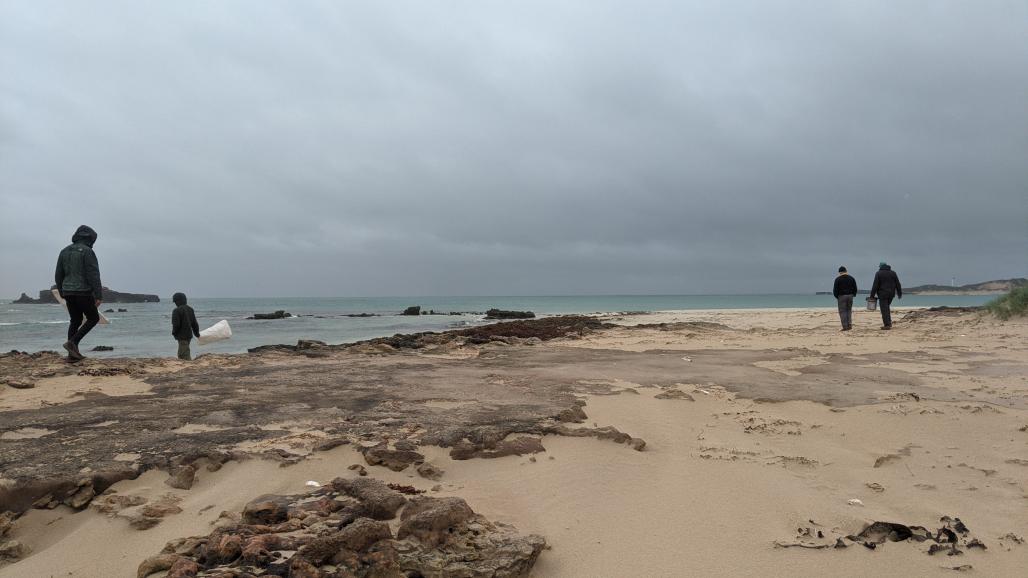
[0,294,994,357]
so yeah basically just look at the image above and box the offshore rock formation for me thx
[12,286,160,304]
[137,477,545,578]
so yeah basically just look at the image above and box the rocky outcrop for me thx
[402,305,422,316]
[12,286,159,304]
[248,310,292,320]
[485,309,536,320]
[138,477,545,577]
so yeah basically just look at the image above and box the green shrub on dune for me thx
[986,287,1028,320]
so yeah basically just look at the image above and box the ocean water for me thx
[0,294,995,358]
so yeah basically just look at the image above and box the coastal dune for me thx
[1,307,1026,576]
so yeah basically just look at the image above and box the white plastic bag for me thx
[52,289,110,325]
[198,319,232,345]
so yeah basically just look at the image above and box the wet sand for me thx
[1,307,1026,576]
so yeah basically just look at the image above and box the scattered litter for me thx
[681,357,692,362]
[304,480,321,488]
[847,499,864,507]
[865,482,886,493]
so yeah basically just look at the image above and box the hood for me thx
[71,225,98,248]
[879,262,891,270]
[172,292,187,306]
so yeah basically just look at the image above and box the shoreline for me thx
[1,308,1026,576]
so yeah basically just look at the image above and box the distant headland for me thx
[817,278,1026,296]
[12,286,160,304]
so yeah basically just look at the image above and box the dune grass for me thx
[986,287,1028,320]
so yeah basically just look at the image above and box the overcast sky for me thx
[1,1,1025,298]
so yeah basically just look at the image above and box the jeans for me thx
[66,295,99,344]
[879,296,894,327]
[837,295,854,329]
[177,339,192,360]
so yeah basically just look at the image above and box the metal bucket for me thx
[866,297,878,311]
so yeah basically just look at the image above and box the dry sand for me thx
[1,307,1026,577]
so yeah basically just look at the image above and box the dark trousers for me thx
[66,295,99,344]
[177,339,192,360]
[837,295,854,329]
[879,296,894,327]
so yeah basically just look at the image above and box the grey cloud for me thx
[1,1,1025,298]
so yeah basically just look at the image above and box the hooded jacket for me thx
[171,292,201,341]
[870,264,902,300]
[55,225,102,299]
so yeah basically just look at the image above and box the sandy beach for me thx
[1,306,1026,577]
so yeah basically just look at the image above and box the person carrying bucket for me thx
[870,262,902,330]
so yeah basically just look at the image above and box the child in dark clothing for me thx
[171,292,200,360]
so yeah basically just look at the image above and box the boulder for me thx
[401,306,421,316]
[300,518,393,564]
[330,477,407,520]
[138,475,545,578]
[416,462,444,481]
[91,345,114,352]
[242,494,292,525]
[397,496,475,546]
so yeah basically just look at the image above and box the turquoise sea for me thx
[0,294,995,358]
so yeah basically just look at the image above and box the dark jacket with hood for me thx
[55,225,102,299]
[871,264,902,300]
[833,274,858,298]
[172,293,201,341]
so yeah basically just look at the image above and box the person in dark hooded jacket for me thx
[55,225,102,360]
[870,262,902,329]
[172,292,201,360]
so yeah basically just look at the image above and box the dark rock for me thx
[401,306,422,316]
[12,293,35,304]
[416,462,444,481]
[398,496,475,546]
[104,309,115,313]
[3,379,35,389]
[301,518,393,563]
[137,553,181,578]
[248,310,292,320]
[393,439,418,452]
[17,287,159,304]
[165,556,200,578]
[118,308,128,312]
[485,308,536,320]
[242,494,292,525]
[450,436,546,460]
[164,465,196,490]
[655,388,696,401]
[330,477,407,520]
[140,475,545,578]
[0,539,26,561]
[91,345,114,351]
[363,447,425,472]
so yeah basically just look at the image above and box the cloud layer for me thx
[2,1,1025,297]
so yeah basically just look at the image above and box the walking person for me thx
[171,292,201,360]
[55,225,102,360]
[870,262,902,330]
[833,266,857,331]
